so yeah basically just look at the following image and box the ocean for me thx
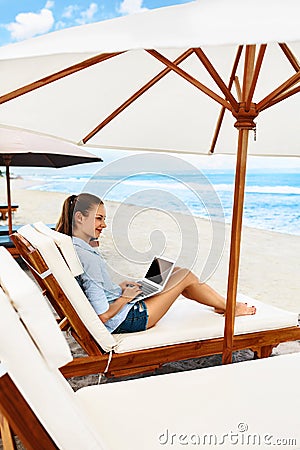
[20,167,300,236]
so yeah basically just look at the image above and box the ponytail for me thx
[56,193,103,236]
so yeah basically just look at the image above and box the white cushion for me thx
[114,295,298,353]
[0,247,72,369]
[76,352,300,450]
[33,222,83,277]
[0,288,107,450]
[18,225,116,353]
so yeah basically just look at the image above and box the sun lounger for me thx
[0,248,299,450]
[11,224,300,379]
[0,223,55,258]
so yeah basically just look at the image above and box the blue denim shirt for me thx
[72,237,134,333]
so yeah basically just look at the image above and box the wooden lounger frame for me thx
[11,232,300,379]
[0,372,58,450]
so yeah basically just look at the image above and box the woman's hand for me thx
[119,280,141,291]
[119,281,142,301]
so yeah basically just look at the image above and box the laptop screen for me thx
[144,257,174,286]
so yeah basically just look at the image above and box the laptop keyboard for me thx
[136,281,159,298]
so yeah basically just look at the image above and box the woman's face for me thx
[75,203,107,242]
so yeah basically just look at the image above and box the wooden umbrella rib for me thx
[0,52,124,105]
[42,154,58,167]
[210,45,243,154]
[82,49,194,144]
[242,45,256,102]
[146,49,231,110]
[193,47,239,112]
[245,44,267,111]
[279,43,300,72]
[260,84,300,111]
[209,108,226,154]
[257,71,300,112]
[234,76,242,102]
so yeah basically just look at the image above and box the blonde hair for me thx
[56,193,103,236]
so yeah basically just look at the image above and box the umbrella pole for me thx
[222,45,257,364]
[4,156,13,236]
[222,128,250,364]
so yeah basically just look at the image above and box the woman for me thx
[56,193,256,334]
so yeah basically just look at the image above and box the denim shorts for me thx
[112,300,148,334]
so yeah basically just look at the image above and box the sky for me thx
[0,0,191,46]
[0,0,299,170]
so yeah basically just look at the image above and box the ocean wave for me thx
[215,184,300,195]
[117,179,300,196]
[113,179,221,194]
[51,176,88,183]
[120,178,187,189]
[246,185,300,195]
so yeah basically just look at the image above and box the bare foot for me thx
[214,307,225,315]
[214,302,256,316]
[235,302,256,316]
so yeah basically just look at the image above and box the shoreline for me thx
[1,178,300,312]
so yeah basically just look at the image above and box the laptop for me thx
[132,256,175,300]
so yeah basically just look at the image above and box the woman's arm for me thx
[74,243,141,323]
[99,284,141,323]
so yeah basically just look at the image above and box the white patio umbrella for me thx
[0,0,299,362]
[0,126,102,235]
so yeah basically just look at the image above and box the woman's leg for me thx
[144,268,256,329]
